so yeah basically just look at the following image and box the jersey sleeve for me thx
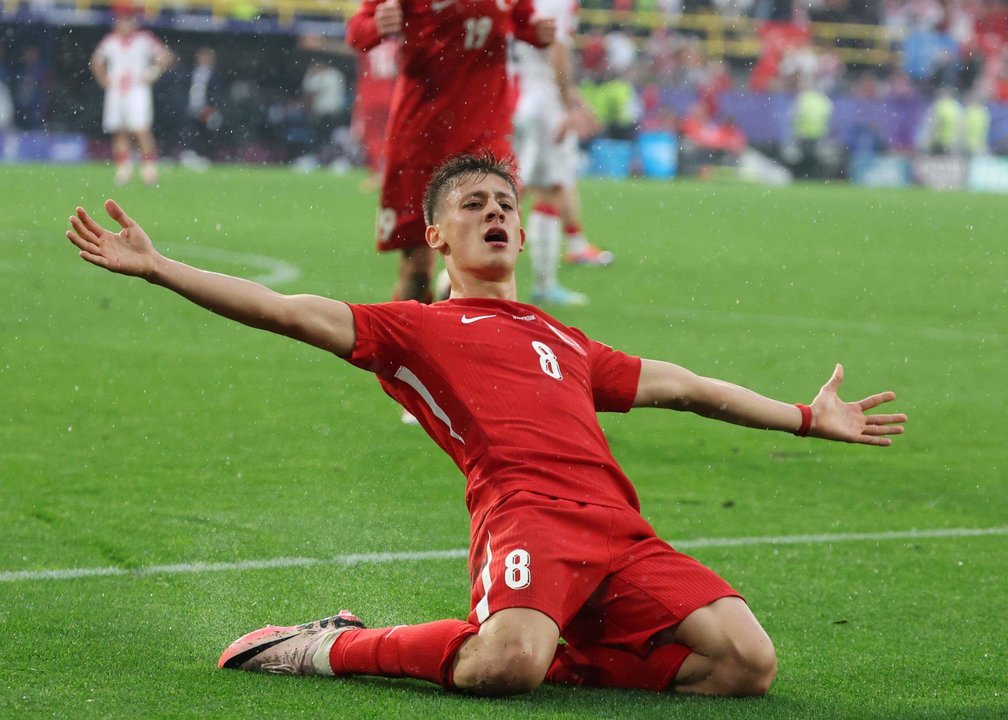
[588,340,641,413]
[344,301,422,377]
[346,0,385,52]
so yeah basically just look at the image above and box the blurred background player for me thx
[298,33,397,185]
[513,0,612,307]
[345,0,555,304]
[352,37,398,187]
[90,5,174,185]
[301,59,349,168]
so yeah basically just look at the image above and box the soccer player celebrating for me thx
[345,0,555,304]
[66,153,906,697]
[90,5,174,186]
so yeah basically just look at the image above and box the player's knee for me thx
[718,637,777,696]
[464,642,551,696]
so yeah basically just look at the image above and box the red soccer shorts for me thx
[375,137,515,253]
[467,490,741,653]
[376,165,429,252]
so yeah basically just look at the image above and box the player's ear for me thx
[518,227,526,252]
[426,224,446,252]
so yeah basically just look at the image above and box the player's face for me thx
[427,172,525,281]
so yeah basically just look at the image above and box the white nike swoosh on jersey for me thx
[431,0,455,11]
[460,314,496,324]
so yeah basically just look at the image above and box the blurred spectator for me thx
[901,20,959,89]
[180,47,225,170]
[750,20,811,92]
[679,100,747,175]
[578,29,607,75]
[604,24,639,75]
[917,85,964,153]
[975,3,1008,57]
[13,46,51,129]
[963,90,990,155]
[788,80,835,177]
[843,70,887,157]
[580,66,640,139]
[301,59,348,166]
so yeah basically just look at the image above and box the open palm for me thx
[67,199,157,278]
[809,364,907,446]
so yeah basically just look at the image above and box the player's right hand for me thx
[67,200,159,279]
[532,16,557,45]
[375,0,403,37]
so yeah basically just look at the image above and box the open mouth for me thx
[483,227,508,244]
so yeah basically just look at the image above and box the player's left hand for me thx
[532,16,556,45]
[808,364,907,446]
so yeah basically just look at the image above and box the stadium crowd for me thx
[1,0,1007,176]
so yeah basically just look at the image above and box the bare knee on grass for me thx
[663,596,777,697]
[452,608,560,696]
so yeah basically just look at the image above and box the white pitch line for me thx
[171,246,301,286]
[628,304,1004,345]
[2,527,1005,584]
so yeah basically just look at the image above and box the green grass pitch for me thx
[1,162,1005,719]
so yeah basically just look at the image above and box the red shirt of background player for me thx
[351,39,398,173]
[346,0,550,250]
[347,0,546,166]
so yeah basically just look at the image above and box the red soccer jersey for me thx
[345,298,643,522]
[346,0,546,169]
[354,38,397,112]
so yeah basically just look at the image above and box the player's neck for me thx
[448,276,518,302]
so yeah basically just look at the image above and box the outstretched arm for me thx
[67,200,356,357]
[633,359,906,446]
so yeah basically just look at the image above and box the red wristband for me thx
[794,403,812,437]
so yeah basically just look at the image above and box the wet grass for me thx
[1,163,1005,718]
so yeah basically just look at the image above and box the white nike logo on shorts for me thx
[461,314,496,324]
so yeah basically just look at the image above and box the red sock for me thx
[564,222,581,236]
[532,202,561,217]
[546,641,692,691]
[330,620,478,688]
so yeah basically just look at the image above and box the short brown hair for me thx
[422,152,519,226]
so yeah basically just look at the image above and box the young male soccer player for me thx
[345,0,555,304]
[90,6,174,186]
[66,153,906,697]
